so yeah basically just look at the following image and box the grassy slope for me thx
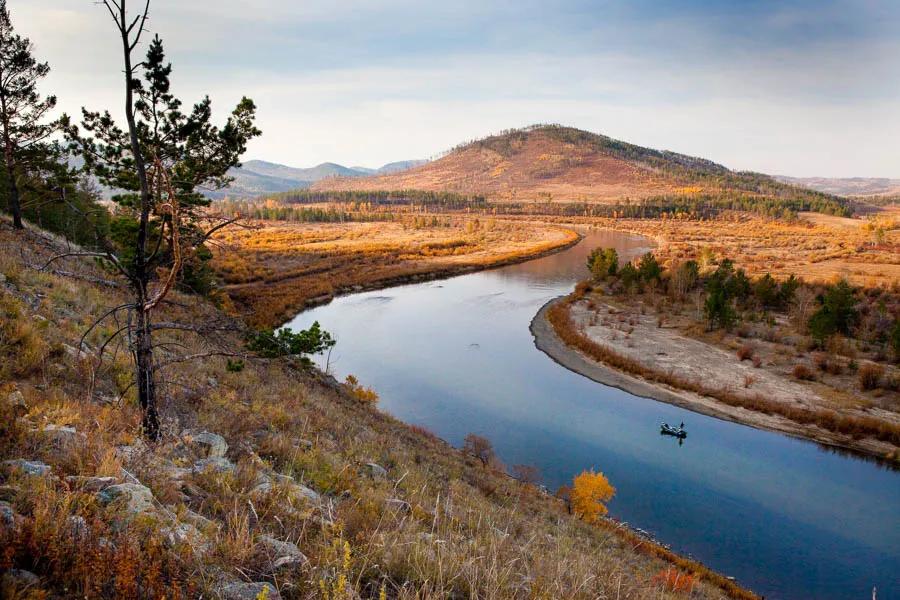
[0,221,752,599]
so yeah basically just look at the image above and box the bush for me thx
[736,344,754,361]
[245,321,335,361]
[586,247,618,280]
[808,279,858,343]
[858,364,884,391]
[792,364,815,381]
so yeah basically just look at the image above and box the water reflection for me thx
[285,228,899,600]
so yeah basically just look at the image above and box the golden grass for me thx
[212,216,579,328]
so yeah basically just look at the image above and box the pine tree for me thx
[0,0,58,229]
[62,0,260,440]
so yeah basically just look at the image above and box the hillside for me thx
[775,175,900,198]
[212,159,427,199]
[313,125,844,207]
[0,219,750,599]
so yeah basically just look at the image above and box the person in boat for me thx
[679,422,684,430]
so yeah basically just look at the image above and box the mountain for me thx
[211,159,426,199]
[312,124,835,205]
[774,176,900,198]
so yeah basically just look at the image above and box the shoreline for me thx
[270,224,583,326]
[530,296,899,465]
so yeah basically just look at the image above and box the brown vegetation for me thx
[547,285,900,451]
[212,217,578,328]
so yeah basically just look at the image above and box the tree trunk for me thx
[135,304,160,439]
[4,155,22,229]
[117,0,158,440]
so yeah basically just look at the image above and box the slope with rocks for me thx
[0,219,753,599]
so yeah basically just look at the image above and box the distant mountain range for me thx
[774,176,900,198]
[210,159,427,199]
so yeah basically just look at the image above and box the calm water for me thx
[286,229,900,599]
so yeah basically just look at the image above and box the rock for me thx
[181,509,219,533]
[6,390,27,415]
[186,431,228,459]
[0,501,23,531]
[207,377,219,388]
[259,534,308,569]
[217,581,282,600]
[289,482,321,504]
[65,476,117,492]
[3,459,51,477]
[193,456,235,474]
[1,569,40,593]
[163,521,210,553]
[363,462,388,478]
[97,483,155,515]
[385,498,412,514]
[0,273,5,284]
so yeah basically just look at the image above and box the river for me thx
[285,228,900,599]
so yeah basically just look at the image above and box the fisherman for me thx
[679,422,684,429]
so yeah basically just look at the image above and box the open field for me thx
[0,221,753,599]
[547,212,900,288]
[212,217,579,328]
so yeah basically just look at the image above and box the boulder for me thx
[0,501,23,531]
[6,390,27,416]
[2,459,51,477]
[163,521,210,553]
[1,569,41,594]
[186,431,228,459]
[217,581,282,600]
[363,462,388,478]
[193,456,235,474]
[97,483,155,515]
[259,534,308,570]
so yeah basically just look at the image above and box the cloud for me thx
[8,0,900,176]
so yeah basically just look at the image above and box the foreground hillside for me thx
[0,221,749,599]
[313,125,844,207]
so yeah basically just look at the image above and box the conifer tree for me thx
[0,0,58,229]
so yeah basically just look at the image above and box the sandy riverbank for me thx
[531,297,899,462]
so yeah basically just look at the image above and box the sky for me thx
[10,0,900,177]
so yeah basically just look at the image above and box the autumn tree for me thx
[463,433,496,467]
[570,469,616,524]
[587,247,618,280]
[0,0,58,229]
[60,0,260,440]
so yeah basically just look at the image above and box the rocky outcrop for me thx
[97,483,156,515]
[2,459,51,477]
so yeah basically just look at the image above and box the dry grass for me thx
[0,221,748,599]
[212,217,578,328]
[547,285,900,448]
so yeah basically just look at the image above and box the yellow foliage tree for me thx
[570,469,616,523]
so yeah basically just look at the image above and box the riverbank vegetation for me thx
[547,246,900,460]
[212,218,579,328]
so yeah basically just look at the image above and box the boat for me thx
[660,423,687,438]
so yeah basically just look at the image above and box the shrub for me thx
[736,344,754,361]
[792,364,815,381]
[653,568,697,594]
[570,469,615,523]
[858,364,884,391]
[463,433,495,467]
[344,374,379,403]
[586,247,618,280]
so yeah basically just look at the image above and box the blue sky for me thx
[12,0,900,176]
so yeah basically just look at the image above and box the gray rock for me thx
[364,462,388,478]
[193,456,235,474]
[181,509,219,533]
[97,483,155,515]
[0,501,23,530]
[163,521,210,553]
[3,459,51,476]
[65,476,117,492]
[6,390,27,415]
[187,431,228,458]
[259,534,308,569]
[290,483,321,504]
[217,581,282,600]
[1,569,40,592]
[0,272,5,284]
